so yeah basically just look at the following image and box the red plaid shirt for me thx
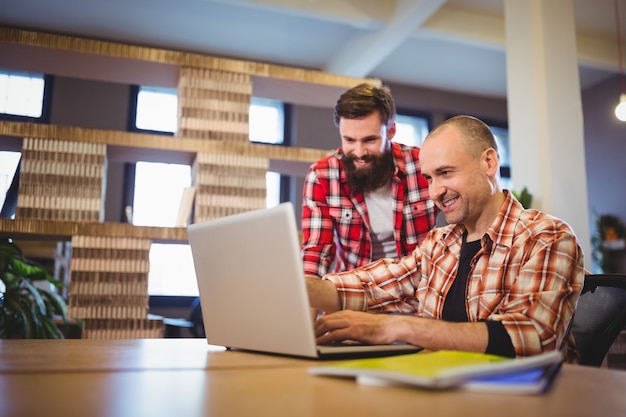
[323,191,585,358]
[301,142,437,277]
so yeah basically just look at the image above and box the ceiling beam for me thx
[214,0,624,72]
[323,0,446,78]
[419,4,624,71]
[210,0,392,29]
[419,5,505,49]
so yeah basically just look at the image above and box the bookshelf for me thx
[0,217,187,241]
[0,121,333,163]
[0,26,379,339]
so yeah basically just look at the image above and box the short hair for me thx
[333,83,396,129]
[427,115,499,160]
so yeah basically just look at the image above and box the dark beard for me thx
[343,150,395,195]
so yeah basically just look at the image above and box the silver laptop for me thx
[187,202,421,359]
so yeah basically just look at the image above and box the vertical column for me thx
[505,0,592,265]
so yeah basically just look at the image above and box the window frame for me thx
[394,109,431,147]
[127,85,176,136]
[0,71,52,217]
[249,97,286,145]
[0,72,53,124]
[484,120,511,182]
[124,88,294,299]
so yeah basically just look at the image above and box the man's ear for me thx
[483,148,499,176]
[387,122,397,141]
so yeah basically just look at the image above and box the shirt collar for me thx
[441,190,523,250]
[484,190,524,249]
[390,142,405,178]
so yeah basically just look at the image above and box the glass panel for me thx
[489,125,513,189]
[0,71,45,118]
[133,161,194,295]
[133,161,191,227]
[135,86,178,133]
[148,242,198,296]
[490,126,511,168]
[132,94,286,295]
[0,151,21,212]
[266,171,281,208]
[500,176,514,190]
[394,114,429,147]
[249,97,284,144]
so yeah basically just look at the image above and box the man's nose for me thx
[352,143,367,159]
[429,180,444,201]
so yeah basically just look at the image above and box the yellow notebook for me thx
[309,350,562,392]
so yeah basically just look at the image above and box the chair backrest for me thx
[572,274,626,367]
[188,296,205,338]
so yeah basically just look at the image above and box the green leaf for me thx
[40,290,68,320]
[42,317,64,339]
[7,296,32,338]
[512,187,533,209]
[20,278,47,316]
[9,258,51,281]
[0,239,67,339]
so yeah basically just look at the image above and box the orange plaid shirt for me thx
[323,191,584,358]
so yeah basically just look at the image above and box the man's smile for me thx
[441,196,459,211]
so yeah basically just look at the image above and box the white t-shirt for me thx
[364,182,396,260]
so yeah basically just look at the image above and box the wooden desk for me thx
[2,339,626,417]
[0,338,312,372]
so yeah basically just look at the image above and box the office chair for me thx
[163,297,205,338]
[572,274,626,367]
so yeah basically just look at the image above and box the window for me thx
[249,97,284,144]
[132,162,192,228]
[133,86,178,134]
[0,70,46,119]
[133,161,281,296]
[132,87,286,199]
[131,90,288,295]
[394,114,429,147]
[489,125,513,190]
[266,171,281,208]
[131,87,286,207]
[250,98,285,208]
[131,161,195,295]
[132,88,285,145]
[0,151,21,216]
[148,243,197,296]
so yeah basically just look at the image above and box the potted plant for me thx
[591,214,626,273]
[512,186,533,209]
[0,237,69,338]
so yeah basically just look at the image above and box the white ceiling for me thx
[0,0,624,98]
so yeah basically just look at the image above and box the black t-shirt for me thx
[441,233,515,358]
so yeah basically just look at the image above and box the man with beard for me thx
[305,115,584,360]
[301,83,437,280]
